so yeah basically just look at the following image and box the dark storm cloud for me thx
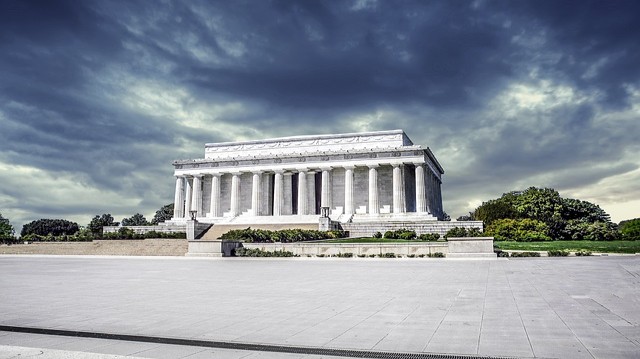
[0,0,639,229]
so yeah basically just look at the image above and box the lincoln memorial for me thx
[169,129,454,236]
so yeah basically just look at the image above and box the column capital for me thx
[343,165,355,170]
[367,164,379,169]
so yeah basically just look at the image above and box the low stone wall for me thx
[342,221,484,238]
[0,239,188,256]
[243,242,448,257]
[186,237,496,258]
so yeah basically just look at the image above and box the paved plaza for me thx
[0,255,639,359]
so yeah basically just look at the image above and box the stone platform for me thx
[1,256,638,358]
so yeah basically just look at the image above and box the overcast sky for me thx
[1,0,639,231]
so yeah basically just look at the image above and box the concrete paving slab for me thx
[0,255,639,358]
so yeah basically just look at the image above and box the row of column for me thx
[173,163,441,219]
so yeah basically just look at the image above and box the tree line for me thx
[0,204,174,243]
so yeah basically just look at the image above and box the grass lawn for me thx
[494,240,640,254]
[320,237,424,243]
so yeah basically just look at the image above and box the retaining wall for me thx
[242,242,448,257]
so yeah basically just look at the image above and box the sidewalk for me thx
[1,256,638,358]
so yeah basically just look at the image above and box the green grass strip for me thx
[494,240,640,254]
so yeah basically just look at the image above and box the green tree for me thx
[619,218,640,240]
[88,214,119,236]
[20,219,79,237]
[473,198,519,225]
[456,212,475,221]
[471,187,616,241]
[0,212,16,243]
[121,213,150,226]
[151,203,174,225]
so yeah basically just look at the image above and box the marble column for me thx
[230,173,240,216]
[437,179,443,217]
[251,172,262,216]
[209,174,221,217]
[192,175,203,217]
[344,166,354,215]
[173,176,185,218]
[321,168,331,209]
[273,171,284,216]
[429,172,436,215]
[307,171,317,215]
[298,170,308,215]
[392,164,406,213]
[415,164,427,213]
[184,177,192,219]
[368,166,379,214]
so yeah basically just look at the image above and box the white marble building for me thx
[171,129,444,226]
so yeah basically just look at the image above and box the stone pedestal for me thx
[319,217,332,231]
[447,237,496,258]
[187,240,223,257]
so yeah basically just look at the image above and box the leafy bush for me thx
[357,254,366,258]
[496,250,510,257]
[510,251,541,257]
[444,227,483,239]
[407,254,416,258]
[220,228,344,242]
[427,252,445,258]
[234,247,296,257]
[619,218,640,241]
[373,231,382,238]
[379,252,396,258]
[335,252,353,258]
[383,229,416,240]
[418,233,440,241]
[575,250,592,256]
[486,218,551,242]
[547,249,570,257]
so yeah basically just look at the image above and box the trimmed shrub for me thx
[427,252,445,258]
[379,252,396,258]
[510,251,541,257]
[235,247,296,257]
[444,227,483,239]
[575,250,592,256]
[418,233,440,241]
[547,249,570,257]
[220,228,345,242]
[383,229,416,240]
[373,231,382,238]
[335,252,353,258]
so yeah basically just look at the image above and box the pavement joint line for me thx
[0,325,525,359]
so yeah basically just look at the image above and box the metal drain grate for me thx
[0,325,520,359]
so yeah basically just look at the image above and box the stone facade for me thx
[170,129,445,227]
